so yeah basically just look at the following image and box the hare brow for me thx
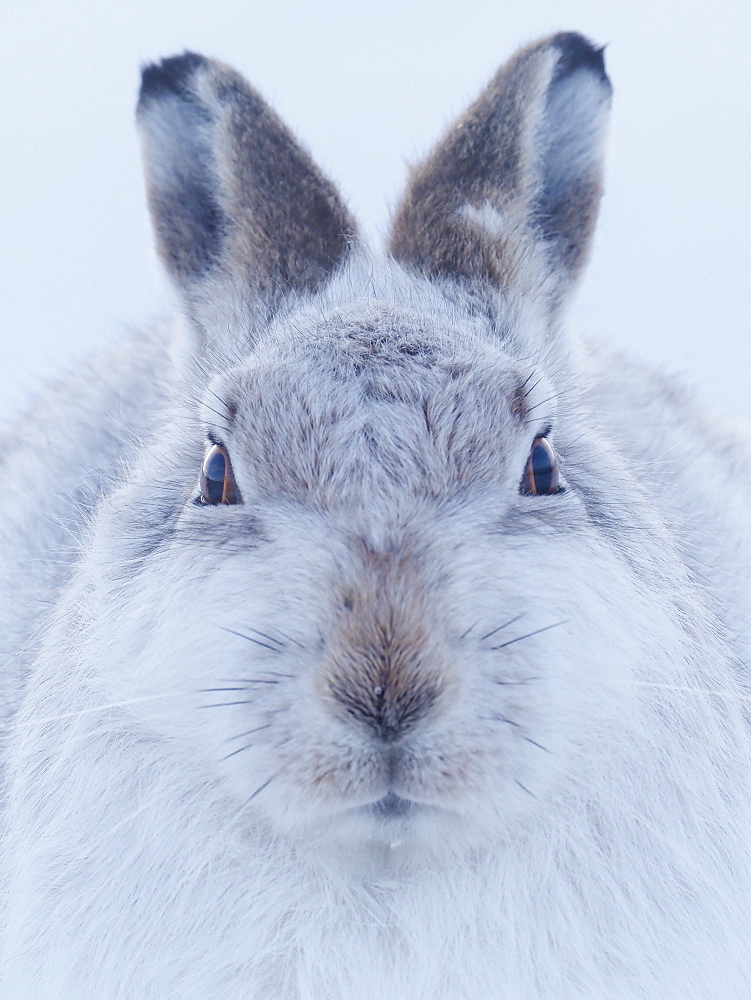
[202,409,232,433]
[206,429,228,448]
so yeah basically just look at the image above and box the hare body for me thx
[2,34,751,999]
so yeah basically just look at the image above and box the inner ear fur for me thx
[387,32,611,312]
[137,52,358,319]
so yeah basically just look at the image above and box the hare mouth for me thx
[369,791,417,819]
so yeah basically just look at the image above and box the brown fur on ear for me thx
[138,53,357,307]
[388,33,611,311]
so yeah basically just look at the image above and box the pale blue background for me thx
[2,0,749,421]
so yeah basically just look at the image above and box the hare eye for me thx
[199,444,240,505]
[521,436,559,496]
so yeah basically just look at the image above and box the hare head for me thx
[70,34,727,868]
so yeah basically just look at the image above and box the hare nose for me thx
[324,537,448,740]
[326,653,442,743]
[327,671,442,742]
[373,685,407,743]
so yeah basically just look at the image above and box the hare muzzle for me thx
[323,541,450,746]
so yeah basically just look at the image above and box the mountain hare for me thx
[2,30,751,1000]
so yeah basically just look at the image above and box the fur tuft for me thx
[138,51,208,109]
[548,31,608,84]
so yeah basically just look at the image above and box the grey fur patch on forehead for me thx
[262,252,525,361]
[213,302,537,507]
[262,292,519,391]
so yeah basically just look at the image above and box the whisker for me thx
[490,620,567,651]
[197,681,280,692]
[480,614,525,642]
[221,741,261,762]
[523,736,552,754]
[242,627,286,648]
[0,693,177,730]
[239,775,276,811]
[202,403,233,426]
[612,680,751,703]
[490,716,551,755]
[493,713,521,728]
[525,393,559,414]
[216,673,294,682]
[522,375,544,399]
[207,388,232,412]
[523,387,577,425]
[226,724,273,743]
[514,779,537,798]
[495,676,542,686]
[198,687,249,693]
[460,621,479,640]
[198,700,254,709]
[218,626,281,653]
[272,628,306,650]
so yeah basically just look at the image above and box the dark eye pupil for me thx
[521,435,559,496]
[203,450,226,503]
[530,442,554,494]
[199,443,239,505]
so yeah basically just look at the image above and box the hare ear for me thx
[137,53,357,335]
[388,33,611,315]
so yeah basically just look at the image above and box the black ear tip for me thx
[138,51,207,108]
[550,32,609,86]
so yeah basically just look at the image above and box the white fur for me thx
[460,201,510,240]
[2,37,751,1000]
[540,67,610,206]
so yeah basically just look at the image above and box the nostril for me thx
[373,715,401,744]
[325,600,446,740]
[327,671,441,741]
[375,696,406,744]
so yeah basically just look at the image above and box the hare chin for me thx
[282,793,493,867]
